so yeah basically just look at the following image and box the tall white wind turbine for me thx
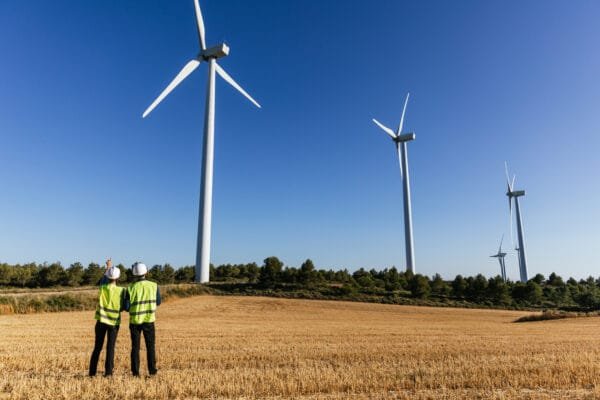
[142,0,261,283]
[490,235,508,281]
[505,163,528,283]
[372,93,416,274]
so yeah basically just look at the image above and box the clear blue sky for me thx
[1,1,599,279]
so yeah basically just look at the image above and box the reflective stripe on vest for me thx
[128,280,158,324]
[95,284,124,326]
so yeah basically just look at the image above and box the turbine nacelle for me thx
[394,132,416,143]
[201,43,230,60]
[506,189,525,198]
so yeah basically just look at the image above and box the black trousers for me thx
[89,321,120,376]
[129,322,157,376]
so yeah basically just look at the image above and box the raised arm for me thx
[96,258,112,286]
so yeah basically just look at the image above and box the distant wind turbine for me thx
[490,235,508,281]
[142,0,261,283]
[505,162,528,283]
[372,93,416,274]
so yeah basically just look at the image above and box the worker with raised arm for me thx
[89,258,126,377]
[125,262,161,376]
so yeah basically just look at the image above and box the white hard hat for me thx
[132,262,148,276]
[105,266,121,280]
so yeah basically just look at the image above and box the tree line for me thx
[1,257,599,309]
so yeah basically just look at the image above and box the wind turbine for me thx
[505,163,528,283]
[142,0,261,283]
[372,93,416,274]
[490,235,508,281]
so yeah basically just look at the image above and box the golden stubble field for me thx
[1,295,599,400]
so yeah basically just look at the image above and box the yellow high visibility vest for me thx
[95,284,124,326]
[128,280,158,324]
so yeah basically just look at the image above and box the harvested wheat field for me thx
[1,296,600,399]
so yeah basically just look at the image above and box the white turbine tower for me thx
[505,163,528,283]
[372,93,416,274]
[490,235,508,281]
[142,0,261,283]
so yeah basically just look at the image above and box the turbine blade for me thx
[215,63,261,108]
[504,161,512,190]
[504,163,513,238]
[499,234,504,253]
[397,92,410,135]
[142,59,201,118]
[511,175,516,191]
[372,119,396,139]
[194,0,207,50]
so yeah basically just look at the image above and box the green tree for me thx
[175,266,195,282]
[467,274,489,301]
[397,272,410,290]
[333,269,353,284]
[208,263,215,281]
[353,268,375,288]
[531,273,545,285]
[544,285,571,306]
[83,263,104,285]
[299,259,318,287]
[11,264,37,287]
[149,265,160,281]
[451,275,468,298]
[487,276,511,305]
[0,264,13,286]
[259,257,283,287]
[574,288,600,309]
[546,272,565,287]
[383,267,401,291]
[430,274,451,296]
[161,264,175,283]
[280,267,298,284]
[512,281,543,305]
[148,264,175,284]
[64,262,84,286]
[214,264,241,281]
[38,263,65,287]
[409,274,431,299]
[244,263,261,283]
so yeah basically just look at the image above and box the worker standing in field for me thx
[125,262,161,376]
[89,259,126,377]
